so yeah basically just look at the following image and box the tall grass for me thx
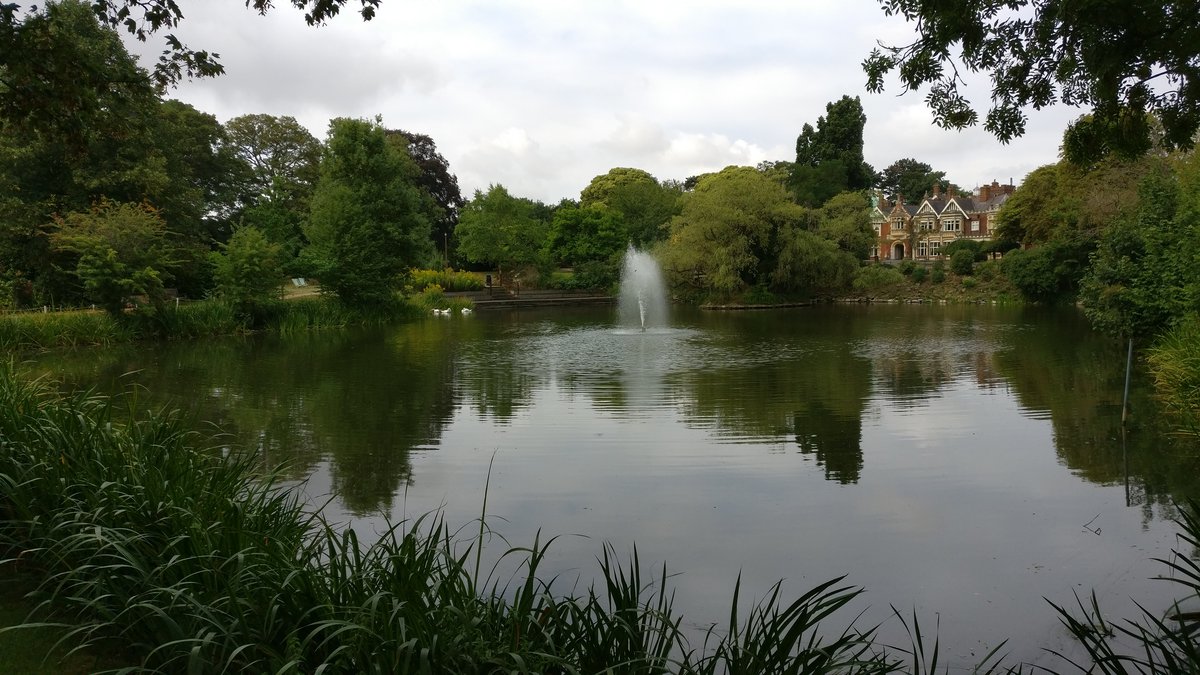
[0,297,431,352]
[0,310,131,351]
[410,268,485,292]
[1148,317,1200,434]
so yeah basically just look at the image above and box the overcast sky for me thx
[133,0,1083,203]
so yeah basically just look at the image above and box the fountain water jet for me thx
[618,246,668,331]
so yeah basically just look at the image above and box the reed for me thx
[1148,317,1200,434]
[0,310,131,351]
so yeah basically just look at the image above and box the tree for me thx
[1001,234,1095,304]
[303,117,433,306]
[545,203,626,268]
[878,158,953,202]
[659,166,856,297]
[225,114,322,207]
[864,0,1200,163]
[1080,171,1199,337]
[386,130,464,263]
[995,154,1165,246]
[0,0,156,151]
[455,185,548,279]
[579,167,680,246]
[789,96,875,207]
[815,192,874,260]
[211,225,283,316]
[49,200,178,316]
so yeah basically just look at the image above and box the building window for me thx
[970,220,980,232]
[943,217,961,231]
[873,221,881,232]
[930,240,941,255]
[917,240,927,257]
[870,245,879,258]
[920,218,935,231]
[893,218,905,230]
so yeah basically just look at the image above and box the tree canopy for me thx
[579,167,680,246]
[659,166,856,298]
[877,158,953,202]
[303,117,432,306]
[789,96,875,207]
[864,0,1200,163]
[455,185,548,277]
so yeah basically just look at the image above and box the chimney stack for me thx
[932,183,941,197]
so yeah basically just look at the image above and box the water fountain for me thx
[618,245,668,331]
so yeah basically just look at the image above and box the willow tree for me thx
[659,166,856,299]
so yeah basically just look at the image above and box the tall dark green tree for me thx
[878,158,953,202]
[864,0,1200,163]
[790,96,875,207]
[386,130,463,264]
[302,117,433,306]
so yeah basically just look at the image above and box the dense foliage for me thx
[303,118,433,306]
[659,166,859,300]
[865,0,1200,163]
[789,96,875,207]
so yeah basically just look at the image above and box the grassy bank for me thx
[0,296,431,352]
[2,367,1200,673]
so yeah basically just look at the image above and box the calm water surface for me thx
[28,304,1200,668]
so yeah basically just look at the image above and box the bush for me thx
[942,239,984,262]
[410,269,485,292]
[961,277,978,289]
[851,264,905,291]
[212,226,283,317]
[897,260,916,276]
[976,260,1001,281]
[931,267,946,283]
[911,266,928,283]
[950,249,975,276]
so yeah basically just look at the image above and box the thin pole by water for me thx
[1121,337,1134,426]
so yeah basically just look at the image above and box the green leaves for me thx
[303,117,433,307]
[865,0,1200,162]
[50,200,179,316]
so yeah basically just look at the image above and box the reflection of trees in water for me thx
[994,307,1200,517]
[793,400,863,484]
[676,310,872,484]
[36,323,460,515]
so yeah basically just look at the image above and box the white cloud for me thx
[141,0,1075,202]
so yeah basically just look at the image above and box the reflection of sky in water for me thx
[30,305,1193,669]
[317,309,1185,668]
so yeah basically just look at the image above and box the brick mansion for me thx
[869,180,1016,260]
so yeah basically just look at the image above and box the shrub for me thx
[942,239,984,262]
[212,226,283,317]
[897,260,916,276]
[961,277,978,289]
[976,260,1001,281]
[410,269,485,292]
[851,264,905,291]
[931,267,946,283]
[911,266,928,283]
[950,249,975,276]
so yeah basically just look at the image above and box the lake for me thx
[26,303,1200,668]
